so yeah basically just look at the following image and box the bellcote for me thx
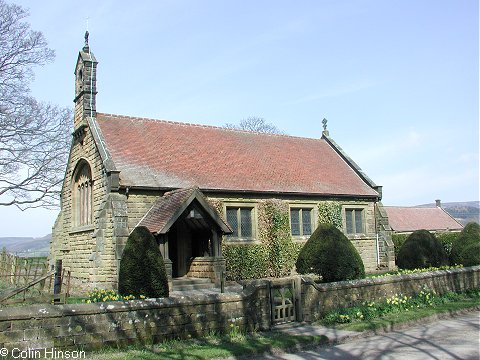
[74,31,98,130]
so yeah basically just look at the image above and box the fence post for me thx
[53,260,62,304]
[220,271,225,293]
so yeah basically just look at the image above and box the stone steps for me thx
[172,277,215,291]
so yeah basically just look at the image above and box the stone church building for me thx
[50,37,395,291]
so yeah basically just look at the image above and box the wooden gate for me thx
[270,279,300,324]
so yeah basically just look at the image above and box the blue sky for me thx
[1,0,478,237]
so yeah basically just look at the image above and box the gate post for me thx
[294,276,303,322]
[53,260,62,304]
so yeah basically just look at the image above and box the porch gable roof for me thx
[137,187,232,235]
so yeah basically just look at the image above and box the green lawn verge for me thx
[327,301,479,332]
[317,289,480,332]
[89,332,329,360]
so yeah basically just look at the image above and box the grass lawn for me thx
[318,297,480,332]
[88,332,329,360]
[85,297,479,360]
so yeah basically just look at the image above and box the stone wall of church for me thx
[51,122,113,292]
[53,176,393,293]
[206,194,388,273]
[125,191,163,231]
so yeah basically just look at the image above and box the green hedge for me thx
[392,234,408,263]
[436,232,459,258]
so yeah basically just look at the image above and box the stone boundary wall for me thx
[0,267,479,351]
[301,266,480,322]
[0,281,271,352]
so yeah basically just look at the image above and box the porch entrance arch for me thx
[137,187,232,289]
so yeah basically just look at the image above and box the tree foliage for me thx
[225,116,283,134]
[0,0,71,209]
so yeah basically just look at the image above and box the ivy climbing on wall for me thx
[318,201,343,230]
[207,198,223,215]
[215,197,300,280]
[258,199,297,277]
[222,244,270,280]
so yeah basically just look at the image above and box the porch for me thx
[137,187,232,291]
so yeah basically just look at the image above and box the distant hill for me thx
[417,201,479,226]
[0,234,51,257]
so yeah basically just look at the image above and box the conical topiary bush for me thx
[118,226,169,298]
[450,222,480,266]
[296,224,365,282]
[397,230,448,270]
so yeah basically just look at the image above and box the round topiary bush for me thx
[118,226,169,298]
[450,222,480,266]
[396,230,449,270]
[295,224,365,282]
[458,242,480,267]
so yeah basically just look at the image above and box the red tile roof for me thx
[384,206,463,233]
[138,187,231,234]
[95,113,379,197]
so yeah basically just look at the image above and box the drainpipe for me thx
[374,202,381,267]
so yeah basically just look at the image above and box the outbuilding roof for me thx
[384,206,464,233]
[95,113,380,198]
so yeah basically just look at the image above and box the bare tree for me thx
[0,0,71,210]
[225,116,284,134]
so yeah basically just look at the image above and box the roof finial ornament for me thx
[322,118,329,137]
[84,30,89,47]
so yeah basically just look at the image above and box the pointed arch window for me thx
[73,161,93,227]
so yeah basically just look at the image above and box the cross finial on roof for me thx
[322,118,329,137]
